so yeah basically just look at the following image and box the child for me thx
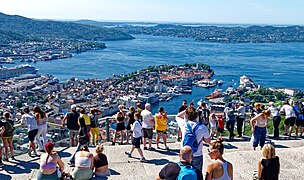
[216,115,225,138]
[209,113,217,139]
[125,112,147,162]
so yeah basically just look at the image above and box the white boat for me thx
[0,64,38,79]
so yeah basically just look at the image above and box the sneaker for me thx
[125,151,132,158]
[177,137,181,142]
[11,156,16,161]
[165,146,169,150]
[157,146,161,149]
[119,142,124,145]
[111,142,115,146]
[148,147,155,151]
[143,147,148,150]
[28,151,32,157]
[140,157,147,162]
[34,152,39,157]
[3,158,9,162]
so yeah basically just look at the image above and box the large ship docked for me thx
[0,64,39,79]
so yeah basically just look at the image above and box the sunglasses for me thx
[207,148,218,154]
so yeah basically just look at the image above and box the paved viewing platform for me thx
[1,137,304,180]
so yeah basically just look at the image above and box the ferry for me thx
[0,64,39,79]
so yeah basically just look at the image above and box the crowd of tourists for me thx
[1,98,302,179]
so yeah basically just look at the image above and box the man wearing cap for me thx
[62,105,80,147]
[236,102,246,138]
[268,102,281,138]
[141,103,155,150]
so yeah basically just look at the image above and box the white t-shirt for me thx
[141,109,154,129]
[176,116,210,157]
[131,120,142,138]
[21,113,38,132]
[280,105,296,118]
[237,106,246,118]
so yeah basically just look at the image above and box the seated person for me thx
[205,138,233,180]
[94,144,111,177]
[257,144,280,180]
[72,145,94,180]
[38,142,64,180]
[156,146,203,180]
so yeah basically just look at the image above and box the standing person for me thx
[136,102,143,120]
[141,103,155,150]
[125,112,147,162]
[205,138,233,180]
[126,106,135,144]
[236,102,246,138]
[255,144,280,180]
[89,108,102,147]
[224,102,236,140]
[280,101,296,136]
[19,107,39,157]
[155,107,169,150]
[33,106,48,152]
[156,146,203,180]
[94,144,111,178]
[268,102,281,138]
[197,101,210,126]
[37,142,65,180]
[209,113,217,139]
[69,114,89,166]
[2,112,15,161]
[293,101,304,137]
[112,111,126,145]
[177,100,187,142]
[216,115,225,138]
[0,120,5,165]
[251,110,270,150]
[79,107,91,141]
[61,105,80,147]
[176,103,211,172]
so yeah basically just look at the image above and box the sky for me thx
[1,0,304,25]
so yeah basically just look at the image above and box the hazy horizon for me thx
[1,0,304,25]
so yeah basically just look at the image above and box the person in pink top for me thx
[251,110,271,150]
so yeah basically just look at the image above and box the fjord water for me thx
[24,35,304,113]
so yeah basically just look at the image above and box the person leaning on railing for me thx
[61,104,80,147]
[2,112,15,161]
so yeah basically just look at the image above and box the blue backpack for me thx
[183,121,201,153]
[177,162,197,180]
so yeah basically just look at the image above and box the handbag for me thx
[78,127,89,145]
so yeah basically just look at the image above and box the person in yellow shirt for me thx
[155,107,169,150]
[79,108,91,143]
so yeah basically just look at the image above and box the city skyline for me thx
[1,0,304,25]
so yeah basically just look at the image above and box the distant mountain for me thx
[0,12,134,41]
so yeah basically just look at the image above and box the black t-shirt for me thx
[159,162,203,180]
[260,156,280,180]
[94,153,109,168]
[127,112,135,125]
[66,111,80,130]
[179,105,187,113]
[198,108,210,124]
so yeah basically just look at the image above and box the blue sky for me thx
[1,0,304,25]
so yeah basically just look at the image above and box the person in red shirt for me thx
[216,115,225,138]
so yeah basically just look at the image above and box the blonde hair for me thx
[95,144,104,154]
[262,144,276,159]
[262,110,271,119]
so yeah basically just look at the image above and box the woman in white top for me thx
[72,145,94,180]
[206,138,233,180]
[251,110,271,150]
[33,106,48,152]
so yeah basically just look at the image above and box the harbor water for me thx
[13,35,304,114]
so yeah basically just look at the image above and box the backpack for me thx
[177,162,197,180]
[183,121,202,153]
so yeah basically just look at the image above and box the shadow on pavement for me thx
[0,174,12,180]
[147,158,170,165]
[1,158,39,175]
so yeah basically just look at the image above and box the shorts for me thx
[69,130,78,139]
[132,137,141,148]
[28,129,38,142]
[210,125,217,131]
[296,120,304,127]
[142,128,153,139]
[284,117,296,126]
[116,122,125,131]
[2,136,13,145]
[217,128,224,133]
[156,130,167,134]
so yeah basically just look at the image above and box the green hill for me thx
[0,12,134,41]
